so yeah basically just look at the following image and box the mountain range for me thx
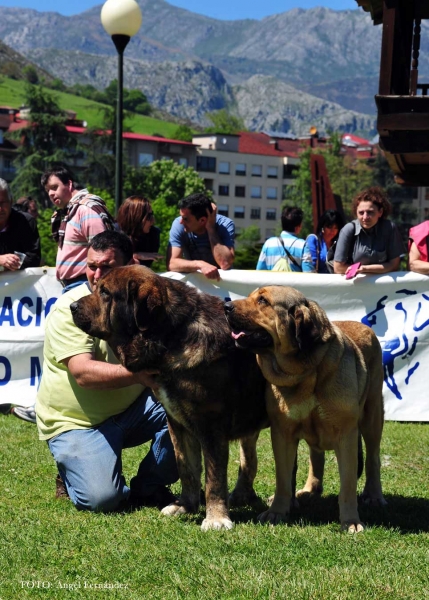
[1,1,427,136]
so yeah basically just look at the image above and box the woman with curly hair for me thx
[333,187,404,276]
[116,195,162,268]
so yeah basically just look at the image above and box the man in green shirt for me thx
[36,230,178,511]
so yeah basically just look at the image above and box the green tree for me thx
[124,88,151,115]
[204,109,246,134]
[22,65,39,85]
[37,207,57,267]
[123,159,209,270]
[234,226,263,269]
[8,83,79,201]
[172,124,194,142]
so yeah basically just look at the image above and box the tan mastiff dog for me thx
[224,285,387,533]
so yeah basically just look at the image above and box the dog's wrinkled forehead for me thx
[99,264,157,293]
[251,285,309,310]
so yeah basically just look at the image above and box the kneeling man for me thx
[36,230,178,511]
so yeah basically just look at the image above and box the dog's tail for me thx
[357,433,364,479]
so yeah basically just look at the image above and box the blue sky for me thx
[0,0,359,20]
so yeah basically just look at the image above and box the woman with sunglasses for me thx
[116,195,162,268]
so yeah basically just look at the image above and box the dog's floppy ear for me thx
[127,279,165,331]
[292,300,334,352]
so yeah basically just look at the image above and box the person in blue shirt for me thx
[167,193,235,281]
[306,209,345,273]
[256,206,314,272]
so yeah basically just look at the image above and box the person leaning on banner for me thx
[0,178,41,272]
[36,230,178,512]
[409,219,429,275]
[333,187,404,276]
[306,209,345,273]
[166,192,235,281]
[42,164,116,293]
[256,206,315,272]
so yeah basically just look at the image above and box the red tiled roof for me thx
[122,132,196,146]
[238,131,301,157]
[342,133,371,146]
[6,120,195,146]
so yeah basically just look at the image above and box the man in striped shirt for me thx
[42,165,115,293]
[256,206,315,272]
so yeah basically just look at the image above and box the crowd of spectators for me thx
[1,173,428,282]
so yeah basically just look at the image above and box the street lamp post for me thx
[101,0,142,214]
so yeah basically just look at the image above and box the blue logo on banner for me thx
[362,290,429,400]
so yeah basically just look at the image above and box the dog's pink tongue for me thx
[231,331,246,340]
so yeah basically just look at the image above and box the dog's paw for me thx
[341,520,365,534]
[161,503,189,517]
[229,487,258,507]
[359,492,388,507]
[267,494,298,510]
[296,486,323,501]
[201,517,234,531]
[257,509,289,525]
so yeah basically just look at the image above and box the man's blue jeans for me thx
[48,389,178,512]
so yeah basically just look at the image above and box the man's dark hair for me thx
[178,193,213,220]
[89,230,133,264]
[41,164,75,188]
[281,206,304,232]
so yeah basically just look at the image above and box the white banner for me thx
[0,268,62,406]
[1,268,429,421]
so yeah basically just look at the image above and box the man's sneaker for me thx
[130,486,178,510]
[55,474,70,499]
[11,405,37,424]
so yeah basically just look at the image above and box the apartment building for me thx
[192,132,300,240]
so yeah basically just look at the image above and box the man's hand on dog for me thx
[133,369,161,393]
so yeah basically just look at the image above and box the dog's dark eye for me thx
[99,286,111,300]
[258,295,269,306]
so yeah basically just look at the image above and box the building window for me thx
[283,164,298,178]
[139,153,154,166]
[251,186,262,198]
[197,156,216,172]
[179,157,188,167]
[250,208,261,219]
[252,164,262,177]
[267,187,278,200]
[217,204,229,217]
[267,166,278,178]
[218,185,229,196]
[219,161,230,174]
[234,206,245,219]
[266,209,277,221]
[235,186,246,197]
[235,163,246,176]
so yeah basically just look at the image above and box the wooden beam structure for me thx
[356,0,429,186]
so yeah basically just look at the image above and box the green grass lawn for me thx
[0,77,180,137]
[0,417,428,599]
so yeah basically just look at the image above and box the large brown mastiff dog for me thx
[70,265,268,530]
[224,285,387,533]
